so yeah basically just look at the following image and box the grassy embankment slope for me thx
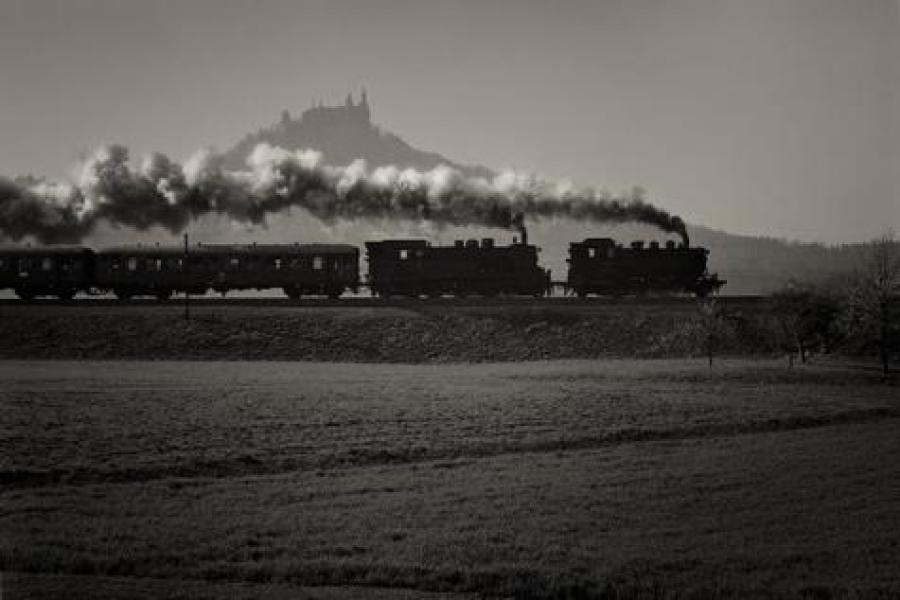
[0,300,776,362]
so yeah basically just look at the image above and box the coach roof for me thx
[0,245,93,256]
[96,243,358,256]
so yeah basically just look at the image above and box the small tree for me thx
[840,232,900,378]
[697,298,734,368]
[770,281,840,366]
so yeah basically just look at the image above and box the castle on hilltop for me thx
[280,90,371,130]
[223,89,493,180]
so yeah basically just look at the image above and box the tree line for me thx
[698,232,899,378]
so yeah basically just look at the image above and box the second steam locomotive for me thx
[0,226,723,300]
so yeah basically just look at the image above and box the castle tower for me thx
[359,87,370,122]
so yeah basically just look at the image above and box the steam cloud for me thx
[0,143,689,245]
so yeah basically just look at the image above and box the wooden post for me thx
[184,233,190,321]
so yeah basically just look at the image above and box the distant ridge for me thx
[223,91,493,180]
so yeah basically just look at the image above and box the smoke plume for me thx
[0,143,689,245]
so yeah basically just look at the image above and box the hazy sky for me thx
[0,0,897,243]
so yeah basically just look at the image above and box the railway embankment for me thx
[0,300,778,362]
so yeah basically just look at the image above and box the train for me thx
[0,228,723,300]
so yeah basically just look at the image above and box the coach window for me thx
[274,258,282,270]
[606,247,615,258]
[127,257,138,271]
[230,258,240,270]
[41,257,53,271]
[588,248,597,259]
[313,256,323,271]
[399,249,409,260]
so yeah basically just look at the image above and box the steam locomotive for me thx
[0,229,723,300]
[366,238,549,298]
[567,238,724,298]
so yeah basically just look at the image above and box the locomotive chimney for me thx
[512,213,527,246]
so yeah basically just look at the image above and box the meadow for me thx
[2,359,899,598]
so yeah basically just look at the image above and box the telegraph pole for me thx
[184,232,190,321]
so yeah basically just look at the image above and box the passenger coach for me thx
[95,243,359,300]
[0,245,94,300]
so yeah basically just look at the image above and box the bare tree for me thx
[770,281,840,367]
[841,232,900,378]
[696,298,734,368]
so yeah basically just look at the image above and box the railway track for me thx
[0,294,768,309]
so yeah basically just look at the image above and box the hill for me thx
[201,93,874,294]
[685,225,868,294]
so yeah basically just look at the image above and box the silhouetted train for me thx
[0,229,723,300]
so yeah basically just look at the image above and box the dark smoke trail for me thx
[0,143,690,245]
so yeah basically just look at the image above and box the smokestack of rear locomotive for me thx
[512,213,528,246]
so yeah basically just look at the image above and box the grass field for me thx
[2,359,899,598]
